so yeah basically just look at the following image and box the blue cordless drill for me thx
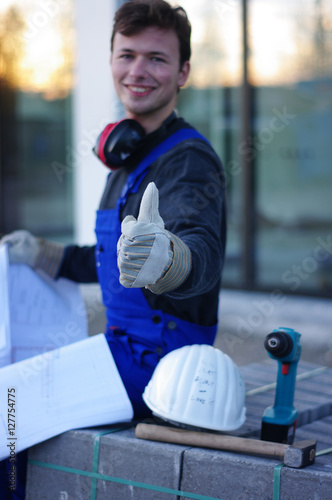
[261,327,302,444]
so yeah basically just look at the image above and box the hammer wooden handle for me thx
[136,423,287,458]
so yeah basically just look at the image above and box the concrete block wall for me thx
[26,360,332,499]
[26,418,332,500]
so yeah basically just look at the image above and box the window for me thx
[251,0,332,295]
[0,0,75,242]
[177,0,332,296]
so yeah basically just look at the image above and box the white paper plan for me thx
[0,244,88,366]
[0,248,133,459]
[0,334,134,460]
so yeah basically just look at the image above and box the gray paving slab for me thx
[278,466,332,500]
[95,427,186,500]
[241,360,330,385]
[239,364,277,385]
[295,388,332,405]
[180,415,332,500]
[26,428,100,500]
[296,427,332,452]
[295,416,332,452]
[295,375,332,395]
[26,424,187,500]
[180,447,280,500]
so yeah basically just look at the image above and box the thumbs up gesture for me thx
[117,182,172,289]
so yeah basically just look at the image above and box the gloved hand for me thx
[1,230,40,267]
[117,182,192,294]
[0,230,65,278]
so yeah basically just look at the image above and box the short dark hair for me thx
[111,0,191,68]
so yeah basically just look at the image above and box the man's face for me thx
[111,26,190,132]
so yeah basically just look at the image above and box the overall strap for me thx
[117,128,210,210]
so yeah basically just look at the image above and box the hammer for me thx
[135,423,316,469]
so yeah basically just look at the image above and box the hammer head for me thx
[284,439,316,468]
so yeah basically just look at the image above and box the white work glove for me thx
[117,182,191,294]
[0,230,65,278]
[1,230,41,267]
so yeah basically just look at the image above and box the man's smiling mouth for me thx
[127,85,154,94]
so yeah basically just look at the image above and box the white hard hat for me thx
[143,344,246,431]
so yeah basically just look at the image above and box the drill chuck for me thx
[264,331,294,358]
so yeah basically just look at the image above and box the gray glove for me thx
[117,182,192,294]
[0,230,65,278]
[1,230,41,267]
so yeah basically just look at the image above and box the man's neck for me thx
[126,108,177,135]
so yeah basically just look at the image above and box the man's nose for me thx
[128,56,148,78]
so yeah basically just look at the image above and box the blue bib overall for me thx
[95,129,217,417]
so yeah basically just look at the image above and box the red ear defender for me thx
[93,122,119,167]
[93,120,146,170]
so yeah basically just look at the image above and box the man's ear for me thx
[178,61,190,89]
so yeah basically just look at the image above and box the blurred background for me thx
[0,0,331,364]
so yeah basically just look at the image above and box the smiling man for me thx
[1,0,227,420]
[111,25,190,132]
[89,0,227,418]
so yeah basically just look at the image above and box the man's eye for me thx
[152,57,165,63]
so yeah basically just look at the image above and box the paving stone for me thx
[26,361,332,499]
[26,425,187,500]
[295,375,332,396]
[295,416,332,454]
[95,427,186,500]
[180,418,332,500]
[180,448,279,500]
[26,428,99,500]
[278,465,332,500]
